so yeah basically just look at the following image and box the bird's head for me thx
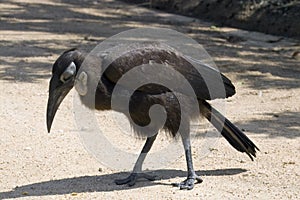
[46,49,84,133]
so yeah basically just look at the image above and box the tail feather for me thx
[202,101,259,160]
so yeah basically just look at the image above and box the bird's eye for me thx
[60,62,76,83]
[60,72,73,83]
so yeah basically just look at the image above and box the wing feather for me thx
[103,43,235,100]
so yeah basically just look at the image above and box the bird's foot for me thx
[115,172,156,186]
[172,174,203,190]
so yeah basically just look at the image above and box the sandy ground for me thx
[0,0,300,199]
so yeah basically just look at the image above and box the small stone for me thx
[24,147,32,151]
[71,192,77,196]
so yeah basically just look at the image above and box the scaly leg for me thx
[173,125,203,190]
[115,134,157,186]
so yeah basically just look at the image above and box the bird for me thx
[46,42,259,190]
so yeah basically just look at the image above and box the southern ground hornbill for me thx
[46,43,259,190]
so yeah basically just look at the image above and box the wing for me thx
[103,43,235,100]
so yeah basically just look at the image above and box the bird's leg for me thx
[173,129,203,190]
[115,134,157,186]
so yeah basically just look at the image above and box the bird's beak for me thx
[46,75,73,133]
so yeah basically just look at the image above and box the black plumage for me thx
[46,43,259,190]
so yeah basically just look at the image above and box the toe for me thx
[115,172,155,186]
[180,184,194,190]
[172,175,202,190]
[115,174,136,185]
[115,178,129,185]
[179,179,194,190]
[140,173,156,181]
[128,178,137,187]
[195,175,203,183]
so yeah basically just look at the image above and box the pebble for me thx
[24,147,32,151]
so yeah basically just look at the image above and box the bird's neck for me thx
[94,76,114,111]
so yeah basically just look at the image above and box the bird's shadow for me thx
[0,168,246,198]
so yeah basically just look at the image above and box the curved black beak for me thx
[46,75,73,133]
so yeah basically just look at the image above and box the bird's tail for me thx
[201,100,259,160]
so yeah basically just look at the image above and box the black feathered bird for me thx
[46,43,259,190]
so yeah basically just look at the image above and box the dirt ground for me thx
[0,0,300,199]
[143,0,300,39]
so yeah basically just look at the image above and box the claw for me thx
[115,172,156,186]
[172,174,203,190]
